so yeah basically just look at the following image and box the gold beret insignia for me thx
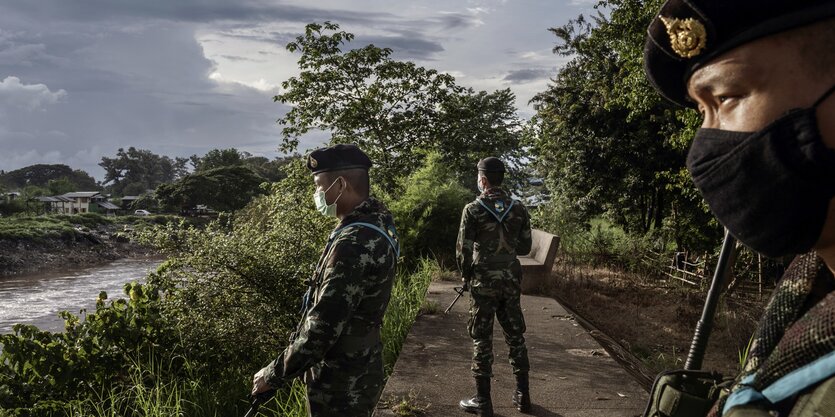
[309,156,318,168]
[660,16,707,59]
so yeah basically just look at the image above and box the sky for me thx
[0,0,598,182]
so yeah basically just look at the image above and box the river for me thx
[0,257,163,334]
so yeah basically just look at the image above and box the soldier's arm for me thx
[456,205,477,281]
[264,237,367,386]
[516,206,533,255]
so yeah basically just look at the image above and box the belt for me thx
[474,253,518,264]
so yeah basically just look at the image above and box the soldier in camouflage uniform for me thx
[457,157,533,417]
[252,144,399,417]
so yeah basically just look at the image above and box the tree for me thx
[436,88,524,187]
[99,147,188,196]
[276,22,462,191]
[0,164,98,191]
[156,166,267,213]
[190,148,246,172]
[530,0,720,251]
[47,177,75,195]
[190,149,294,183]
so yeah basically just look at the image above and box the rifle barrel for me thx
[684,230,737,371]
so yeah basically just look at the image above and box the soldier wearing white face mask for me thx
[251,144,399,417]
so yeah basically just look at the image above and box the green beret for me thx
[477,157,505,173]
[307,144,372,175]
[644,0,835,107]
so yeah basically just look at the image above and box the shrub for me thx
[389,153,472,268]
[137,159,332,386]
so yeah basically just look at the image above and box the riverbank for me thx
[0,214,169,276]
[0,235,153,277]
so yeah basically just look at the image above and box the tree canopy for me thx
[99,147,189,196]
[0,164,98,192]
[531,0,719,251]
[275,21,523,192]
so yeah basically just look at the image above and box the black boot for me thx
[513,372,531,413]
[459,377,493,417]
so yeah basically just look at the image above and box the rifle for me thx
[444,286,466,314]
[642,230,737,417]
[685,230,737,370]
[243,389,277,417]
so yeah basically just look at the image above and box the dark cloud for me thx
[503,68,552,84]
[357,35,444,60]
[3,0,392,26]
[220,54,265,62]
[0,17,287,179]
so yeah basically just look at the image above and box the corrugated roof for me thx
[97,201,121,210]
[62,191,101,198]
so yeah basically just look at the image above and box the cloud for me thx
[503,68,552,84]
[359,35,445,60]
[0,76,67,110]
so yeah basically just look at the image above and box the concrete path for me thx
[374,281,648,417]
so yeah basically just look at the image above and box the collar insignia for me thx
[660,16,707,59]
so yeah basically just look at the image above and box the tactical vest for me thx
[293,221,399,344]
[474,197,519,264]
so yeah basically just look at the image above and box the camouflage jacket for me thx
[265,197,398,387]
[456,187,532,282]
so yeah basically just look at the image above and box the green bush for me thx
[0,216,80,241]
[389,153,472,267]
[0,160,438,417]
[0,282,177,414]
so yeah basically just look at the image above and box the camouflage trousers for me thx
[467,269,530,378]
[304,348,385,417]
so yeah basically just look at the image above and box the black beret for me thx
[477,157,505,173]
[307,144,372,175]
[644,0,835,108]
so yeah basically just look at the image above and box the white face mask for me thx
[313,177,343,217]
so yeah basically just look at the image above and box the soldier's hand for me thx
[252,366,274,396]
[461,280,469,292]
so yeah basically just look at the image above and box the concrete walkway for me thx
[374,281,648,417]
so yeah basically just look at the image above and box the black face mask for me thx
[686,85,835,258]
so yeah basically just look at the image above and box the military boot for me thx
[513,372,531,413]
[459,377,493,417]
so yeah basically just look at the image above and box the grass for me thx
[382,258,436,375]
[0,213,200,241]
[47,259,437,417]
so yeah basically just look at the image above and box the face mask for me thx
[686,84,835,258]
[313,177,343,217]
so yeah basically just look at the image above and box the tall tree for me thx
[99,147,188,196]
[190,149,293,183]
[156,166,267,213]
[275,22,521,192]
[0,164,98,191]
[531,0,719,250]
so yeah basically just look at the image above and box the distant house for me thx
[120,196,139,210]
[34,196,73,214]
[4,191,21,201]
[32,192,120,215]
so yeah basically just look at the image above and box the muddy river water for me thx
[0,257,163,334]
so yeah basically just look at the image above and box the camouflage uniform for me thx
[264,197,398,417]
[457,187,532,378]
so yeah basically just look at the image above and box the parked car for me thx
[134,209,152,216]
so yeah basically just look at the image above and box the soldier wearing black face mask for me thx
[644,1,835,416]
